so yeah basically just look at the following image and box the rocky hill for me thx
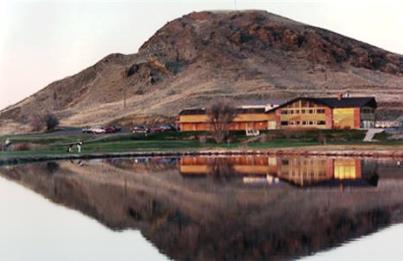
[1,10,402,133]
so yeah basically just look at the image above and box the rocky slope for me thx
[1,10,402,133]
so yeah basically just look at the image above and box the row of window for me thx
[280,109,326,115]
[281,170,328,177]
[361,108,373,113]
[287,101,317,108]
[281,120,326,126]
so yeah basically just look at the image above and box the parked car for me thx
[131,126,149,134]
[159,124,177,132]
[82,126,106,134]
[82,127,92,133]
[90,127,106,134]
[149,124,176,133]
[149,126,164,133]
[104,125,121,134]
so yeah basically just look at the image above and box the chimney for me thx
[337,93,342,100]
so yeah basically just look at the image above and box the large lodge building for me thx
[177,96,377,131]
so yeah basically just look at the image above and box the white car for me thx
[82,126,106,134]
[91,127,106,134]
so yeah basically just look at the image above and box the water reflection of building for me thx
[277,157,363,186]
[179,156,376,187]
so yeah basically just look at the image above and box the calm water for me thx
[1,155,403,260]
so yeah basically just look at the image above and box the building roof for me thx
[179,108,206,115]
[179,96,377,116]
[267,96,377,112]
[235,98,289,107]
[312,97,377,108]
[179,107,266,115]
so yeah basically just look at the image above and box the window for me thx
[281,110,288,115]
[302,121,307,125]
[289,110,294,114]
[295,110,300,114]
[317,121,326,125]
[296,121,301,125]
[309,121,314,125]
[301,109,306,113]
[309,109,314,114]
[317,109,325,113]
[281,121,288,126]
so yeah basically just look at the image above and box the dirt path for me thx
[364,128,384,142]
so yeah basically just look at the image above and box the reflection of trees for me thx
[208,158,236,182]
[45,162,60,175]
[1,159,403,260]
[103,157,179,173]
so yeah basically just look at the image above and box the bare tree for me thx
[208,157,235,181]
[207,99,237,143]
[30,114,44,132]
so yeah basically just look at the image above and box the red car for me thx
[104,126,122,134]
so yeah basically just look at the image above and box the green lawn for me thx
[0,129,402,161]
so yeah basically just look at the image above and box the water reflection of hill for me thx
[1,156,403,260]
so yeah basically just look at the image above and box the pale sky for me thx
[0,0,402,110]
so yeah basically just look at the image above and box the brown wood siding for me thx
[179,123,210,131]
[179,112,274,131]
[179,115,209,123]
[276,99,331,129]
[325,107,333,128]
[354,108,361,129]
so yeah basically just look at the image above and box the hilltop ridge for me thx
[1,10,402,133]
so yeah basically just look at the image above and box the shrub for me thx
[29,112,59,132]
[317,132,327,145]
[12,143,31,151]
[259,135,268,143]
[44,113,59,131]
[198,135,208,144]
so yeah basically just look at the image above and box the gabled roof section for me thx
[234,98,289,107]
[266,96,377,112]
[179,108,206,115]
[313,97,377,109]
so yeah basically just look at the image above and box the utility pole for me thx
[123,86,127,109]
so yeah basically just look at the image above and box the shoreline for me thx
[2,146,403,165]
